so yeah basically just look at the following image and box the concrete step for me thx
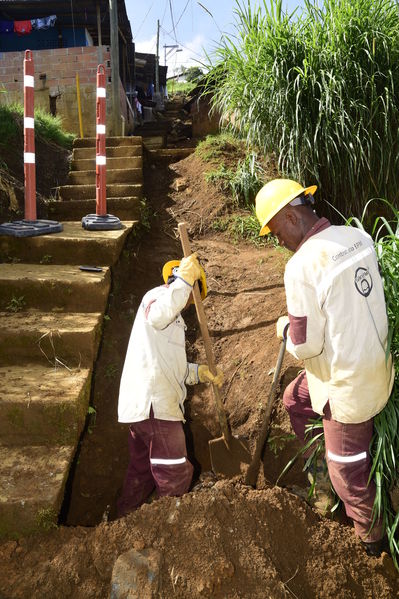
[72,146,142,160]
[0,444,75,537]
[71,156,142,171]
[147,148,195,161]
[0,264,110,312]
[47,198,141,222]
[58,183,142,201]
[0,311,102,367]
[67,168,142,185]
[73,136,142,148]
[0,221,136,266]
[142,136,166,150]
[0,364,92,446]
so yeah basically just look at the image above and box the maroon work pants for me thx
[117,408,193,517]
[283,371,383,542]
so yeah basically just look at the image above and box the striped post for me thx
[96,64,107,216]
[24,50,36,221]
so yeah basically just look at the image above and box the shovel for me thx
[178,222,251,477]
[244,338,286,487]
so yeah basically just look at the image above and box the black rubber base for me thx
[0,219,63,238]
[82,214,124,231]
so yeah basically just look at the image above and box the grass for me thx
[168,80,196,95]
[0,103,75,149]
[205,0,399,218]
[212,210,268,246]
[195,132,243,163]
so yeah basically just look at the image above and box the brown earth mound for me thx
[0,139,397,598]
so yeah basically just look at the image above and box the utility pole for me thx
[109,0,121,136]
[155,19,160,94]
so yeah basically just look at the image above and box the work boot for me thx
[362,535,390,557]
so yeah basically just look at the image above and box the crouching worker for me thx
[255,179,394,556]
[117,253,224,517]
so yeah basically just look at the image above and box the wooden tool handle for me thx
[244,338,287,487]
[178,222,231,442]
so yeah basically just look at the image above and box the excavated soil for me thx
[0,138,398,598]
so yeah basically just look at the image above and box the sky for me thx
[125,0,305,78]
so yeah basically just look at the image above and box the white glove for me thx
[276,316,290,340]
[198,364,224,387]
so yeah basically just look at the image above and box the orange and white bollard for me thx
[0,50,62,237]
[24,49,36,221]
[82,64,122,230]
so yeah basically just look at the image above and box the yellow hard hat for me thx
[255,179,317,236]
[162,259,208,300]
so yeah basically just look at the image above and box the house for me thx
[0,0,135,136]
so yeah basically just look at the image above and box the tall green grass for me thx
[349,202,399,565]
[0,103,75,148]
[206,0,399,216]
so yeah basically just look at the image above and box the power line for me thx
[133,2,155,39]
[159,25,205,60]
[169,0,177,43]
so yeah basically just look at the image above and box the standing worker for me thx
[255,179,394,556]
[117,253,223,516]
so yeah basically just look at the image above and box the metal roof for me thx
[0,0,133,48]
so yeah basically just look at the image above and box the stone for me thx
[110,548,162,599]
[173,178,188,192]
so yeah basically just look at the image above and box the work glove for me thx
[177,253,201,287]
[198,364,224,387]
[276,315,290,340]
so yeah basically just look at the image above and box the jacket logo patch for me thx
[355,267,373,297]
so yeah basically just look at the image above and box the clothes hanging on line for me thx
[0,20,13,34]
[14,20,32,35]
[31,15,57,30]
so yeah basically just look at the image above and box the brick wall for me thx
[0,46,129,137]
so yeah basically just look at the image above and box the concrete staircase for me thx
[48,136,143,222]
[0,136,143,537]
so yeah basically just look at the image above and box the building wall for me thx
[190,96,220,138]
[0,46,129,136]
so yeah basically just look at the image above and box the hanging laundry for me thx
[31,15,57,31]
[0,20,13,34]
[14,20,32,35]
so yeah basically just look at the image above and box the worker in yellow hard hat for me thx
[255,178,393,556]
[117,253,223,517]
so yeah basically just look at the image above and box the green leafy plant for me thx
[5,295,25,313]
[204,164,234,190]
[230,152,264,208]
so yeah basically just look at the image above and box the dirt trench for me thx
[1,114,398,598]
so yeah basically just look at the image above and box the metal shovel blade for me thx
[209,435,251,478]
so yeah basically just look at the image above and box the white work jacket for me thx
[285,219,394,424]
[118,278,199,423]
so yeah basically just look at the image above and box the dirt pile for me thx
[1,481,397,598]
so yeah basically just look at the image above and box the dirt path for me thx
[0,117,398,598]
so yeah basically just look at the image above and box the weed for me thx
[36,507,57,531]
[103,314,111,321]
[5,295,26,313]
[267,433,296,456]
[230,153,264,209]
[204,164,234,191]
[139,198,152,232]
[40,254,53,264]
[87,405,97,434]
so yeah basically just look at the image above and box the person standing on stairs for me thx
[117,253,224,516]
[255,178,394,556]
